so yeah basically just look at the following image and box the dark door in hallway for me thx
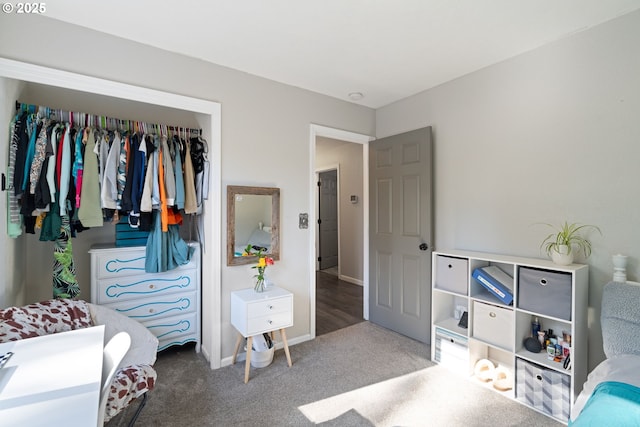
[318,169,338,270]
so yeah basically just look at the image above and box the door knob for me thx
[419,243,428,251]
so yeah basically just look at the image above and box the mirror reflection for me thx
[227,186,280,266]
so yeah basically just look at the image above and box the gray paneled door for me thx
[318,169,338,270]
[369,127,433,343]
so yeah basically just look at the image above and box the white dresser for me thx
[89,243,201,352]
[231,286,293,382]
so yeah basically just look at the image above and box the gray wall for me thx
[376,10,640,370]
[0,14,375,359]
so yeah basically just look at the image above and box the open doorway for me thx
[314,136,366,336]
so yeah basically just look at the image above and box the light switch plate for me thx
[299,213,308,229]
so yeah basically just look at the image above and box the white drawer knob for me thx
[149,308,155,313]
[268,320,273,325]
[489,312,496,318]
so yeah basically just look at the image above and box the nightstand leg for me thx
[244,336,253,383]
[280,328,292,367]
[232,332,243,364]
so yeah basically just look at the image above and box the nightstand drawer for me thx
[246,296,292,318]
[247,311,293,335]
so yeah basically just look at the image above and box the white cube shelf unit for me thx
[431,250,588,424]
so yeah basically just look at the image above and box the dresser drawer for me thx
[246,311,293,336]
[94,269,197,304]
[143,311,198,351]
[105,292,196,322]
[92,246,197,280]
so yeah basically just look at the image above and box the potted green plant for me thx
[540,221,601,265]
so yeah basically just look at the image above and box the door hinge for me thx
[317,256,322,262]
[317,181,321,187]
[317,219,322,225]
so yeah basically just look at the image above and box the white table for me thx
[0,325,105,427]
[231,286,293,383]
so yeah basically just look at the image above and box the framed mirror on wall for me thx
[227,185,280,266]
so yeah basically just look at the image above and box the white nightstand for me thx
[230,286,293,383]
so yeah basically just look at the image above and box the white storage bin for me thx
[434,327,469,373]
[518,267,572,320]
[246,342,276,368]
[472,301,513,351]
[435,255,468,295]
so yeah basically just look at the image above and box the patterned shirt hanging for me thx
[52,215,80,299]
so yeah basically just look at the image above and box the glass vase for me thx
[254,278,266,293]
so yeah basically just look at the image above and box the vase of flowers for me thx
[243,245,275,292]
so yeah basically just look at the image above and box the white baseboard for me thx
[338,274,363,286]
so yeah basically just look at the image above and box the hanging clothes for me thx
[77,128,103,227]
[52,215,80,299]
[173,136,185,210]
[101,131,120,210]
[9,101,206,279]
[183,140,197,214]
[145,210,193,273]
[7,112,25,238]
[72,124,84,209]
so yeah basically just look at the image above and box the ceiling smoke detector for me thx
[348,92,364,101]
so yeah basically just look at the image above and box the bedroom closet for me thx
[0,58,222,368]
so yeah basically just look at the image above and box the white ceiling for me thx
[43,0,640,108]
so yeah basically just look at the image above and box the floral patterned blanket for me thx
[0,298,157,422]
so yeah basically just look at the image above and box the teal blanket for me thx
[570,381,640,426]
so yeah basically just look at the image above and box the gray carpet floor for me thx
[107,322,563,427]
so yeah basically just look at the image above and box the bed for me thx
[569,280,640,426]
[234,224,273,256]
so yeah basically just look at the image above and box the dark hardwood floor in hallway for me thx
[316,270,364,336]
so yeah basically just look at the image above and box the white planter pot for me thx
[551,245,574,265]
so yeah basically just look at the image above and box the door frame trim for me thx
[309,124,374,339]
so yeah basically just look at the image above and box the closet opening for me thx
[0,58,222,369]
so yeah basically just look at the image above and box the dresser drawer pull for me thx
[268,305,273,310]
[268,320,273,325]
[149,284,155,289]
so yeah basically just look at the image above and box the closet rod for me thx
[15,100,202,136]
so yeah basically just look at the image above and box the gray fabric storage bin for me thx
[518,267,572,320]
[515,358,570,422]
[434,255,468,295]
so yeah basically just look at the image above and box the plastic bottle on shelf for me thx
[531,316,540,337]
